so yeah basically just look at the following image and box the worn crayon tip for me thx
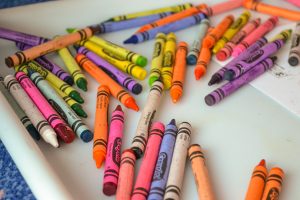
[66,28,76,33]
[208,75,222,86]
[170,119,176,125]
[194,67,206,80]
[136,57,148,67]
[224,70,235,81]
[76,78,88,92]
[259,159,266,167]
[54,124,75,143]
[69,91,84,103]
[170,91,181,103]
[186,55,197,65]
[64,76,74,86]
[131,147,143,159]
[125,98,139,111]
[94,152,105,168]
[123,36,138,44]
[216,50,228,61]
[80,130,93,143]
[115,105,123,112]
[148,76,158,87]
[44,129,59,148]
[71,104,87,118]
[132,83,143,95]
[103,182,117,196]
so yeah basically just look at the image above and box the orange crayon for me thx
[170,41,187,103]
[75,54,139,111]
[203,15,234,49]
[245,159,268,200]
[244,0,300,21]
[194,47,212,80]
[188,144,215,200]
[5,27,96,68]
[261,167,284,200]
[93,85,110,168]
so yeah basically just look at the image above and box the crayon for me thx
[131,80,164,158]
[286,0,300,8]
[91,12,172,34]
[148,119,178,200]
[93,85,110,168]
[75,54,139,111]
[15,42,74,86]
[205,57,277,106]
[244,0,300,21]
[186,19,210,65]
[116,149,136,200]
[216,18,261,61]
[136,4,207,33]
[15,72,75,143]
[161,32,177,90]
[57,46,87,91]
[50,83,87,118]
[288,23,300,66]
[123,13,207,44]
[103,105,124,196]
[0,27,48,46]
[5,27,96,68]
[132,122,165,200]
[232,16,278,57]
[225,40,285,80]
[29,71,93,142]
[261,167,284,200]
[164,122,192,200]
[202,15,234,49]
[270,29,292,42]
[201,0,244,17]
[77,43,146,80]
[149,33,166,86]
[170,42,188,103]
[209,37,268,85]
[188,144,215,200]
[212,11,250,54]
[105,3,193,22]
[77,46,143,95]
[15,61,84,103]
[194,47,212,80]
[245,159,268,200]
[0,75,40,141]
[4,75,59,148]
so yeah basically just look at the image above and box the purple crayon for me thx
[76,46,142,95]
[124,13,207,44]
[148,119,178,200]
[208,37,268,86]
[0,27,48,46]
[205,57,277,106]
[103,105,124,196]
[91,12,172,34]
[16,42,73,85]
[224,39,285,80]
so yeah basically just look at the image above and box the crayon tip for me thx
[208,75,221,86]
[170,90,181,103]
[148,76,158,87]
[103,182,117,196]
[71,104,87,118]
[186,55,197,65]
[76,78,88,92]
[44,129,59,148]
[115,105,123,112]
[123,36,138,44]
[80,130,93,143]
[69,91,84,103]
[259,159,266,167]
[54,124,75,143]
[170,119,176,125]
[132,83,143,95]
[131,147,143,159]
[224,70,235,81]
[194,67,206,80]
[64,76,74,86]
[125,97,139,111]
[288,56,299,66]
[136,56,148,67]
[26,124,41,141]
[66,28,76,33]
[216,50,228,61]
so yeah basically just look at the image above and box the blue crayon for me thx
[148,119,178,200]
[91,12,172,34]
[124,13,207,44]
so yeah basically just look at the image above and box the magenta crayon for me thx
[116,149,136,200]
[225,39,285,80]
[103,105,124,196]
[205,57,277,106]
[132,122,165,200]
[15,71,75,143]
[232,16,278,57]
[0,27,48,46]
[16,42,74,85]
[216,18,261,61]
[208,37,268,86]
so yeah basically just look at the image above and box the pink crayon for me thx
[286,0,300,8]
[217,18,261,61]
[15,71,75,143]
[232,16,278,57]
[131,122,165,200]
[203,0,244,16]
[103,105,124,196]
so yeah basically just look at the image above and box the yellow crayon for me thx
[161,32,177,90]
[213,11,251,54]
[269,29,292,42]
[57,46,88,91]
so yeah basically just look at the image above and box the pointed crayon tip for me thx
[123,36,138,44]
[194,68,205,80]
[94,154,105,169]
[170,119,176,125]
[125,98,139,111]
[115,105,123,111]
[259,159,266,167]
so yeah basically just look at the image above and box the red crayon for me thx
[131,122,165,200]
[103,105,124,196]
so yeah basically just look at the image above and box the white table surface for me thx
[1,0,300,199]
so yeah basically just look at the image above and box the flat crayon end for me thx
[148,76,158,87]
[224,70,235,81]
[5,57,14,68]
[204,94,215,106]
[194,67,206,80]
[125,98,139,111]
[132,83,143,95]
[80,130,93,143]
[170,119,176,125]
[71,104,88,118]
[136,57,148,67]
[66,28,76,33]
[123,36,138,44]
[76,78,88,92]
[54,124,76,143]
[259,159,266,167]
[103,182,117,196]
[69,91,84,103]
[216,50,228,61]
[186,55,197,65]
[64,76,74,86]
[115,105,123,111]
[288,56,299,66]
[131,147,143,159]
[94,152,105,168]
[26,124,41,141]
